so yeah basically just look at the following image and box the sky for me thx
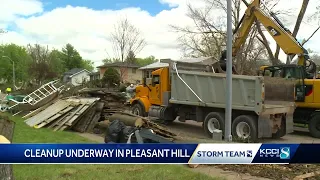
[0,0,320,68]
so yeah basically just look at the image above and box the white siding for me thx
[71,71,90,86]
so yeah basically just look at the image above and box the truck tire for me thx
[232,115,258,142]
[203,112,225,138]
[131,103,146,117]
[308,113,320,138]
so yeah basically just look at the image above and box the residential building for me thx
[97,62,142,84]
[89,72,100,81]
[63,68,91,86]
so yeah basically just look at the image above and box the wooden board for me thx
[25,100,72,127]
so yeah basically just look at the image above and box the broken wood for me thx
[109,113,142,127]
[109,112,177,138]
[0,115,15,180]
[95,120,110,130]
[293,171,320,180]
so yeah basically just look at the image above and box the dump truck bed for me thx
[169,69,295,115]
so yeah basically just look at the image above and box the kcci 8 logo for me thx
[259,147,290,159]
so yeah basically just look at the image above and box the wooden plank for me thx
[25,100,72,127]
[0,115,15,180]
[72,106,96,132]
[59,105,92,131]
[35,106,74,128]
[22,99,57,119]
[65,104,92,126]
[53,104,86,131]
[47,111,73,129]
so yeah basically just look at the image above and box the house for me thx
[63,68,91,86]
[89,72,100,81]
[97,62,142,84]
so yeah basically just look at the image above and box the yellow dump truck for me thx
[129,59,296,142]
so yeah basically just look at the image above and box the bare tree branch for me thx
[111,17,146,63]
[302,25,320,45]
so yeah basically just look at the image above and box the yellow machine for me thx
[229,0,320,138]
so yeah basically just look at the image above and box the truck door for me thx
[150,75,161,105]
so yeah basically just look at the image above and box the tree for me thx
[48,49,64,76]
[135,56,158,66]
[171,0,268,74]
[102,58,120,64]
[286,0,309,64]
[61,43,83,70]
[126,50,136,64]
[0,44,32,84]
[81,59,94,71]
[27,44,57,84]
[111,18,147,62]
[102,67,120,87]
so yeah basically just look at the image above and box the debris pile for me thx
[24,97,101,132]
[78,88,128,121]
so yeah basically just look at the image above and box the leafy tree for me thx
[102,58,120,64]
[125,50,136,64]
[81,59,94,71]
[27,44,57,84]
[49,49,65,76]
[102,67,120,87]
[135,55,157,66]
[0,44,32,83]
[61,43,83,70]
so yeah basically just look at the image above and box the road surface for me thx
[165,120,320,143]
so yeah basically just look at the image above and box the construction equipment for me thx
[129,58,295,142]
[228,0,320,138]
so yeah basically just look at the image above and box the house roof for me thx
[89,72,100,76]
[64,68,91,77]
[139,61,169,70]
[97,62,141,68]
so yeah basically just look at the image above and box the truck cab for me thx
[130,67,171,118]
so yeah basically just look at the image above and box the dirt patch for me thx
[213,164,320,180]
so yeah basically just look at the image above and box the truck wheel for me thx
[308,113,320,138]
[131,103,146,117]
[203,112,225,138]
[232,115,258,142]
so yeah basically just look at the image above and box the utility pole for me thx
[225,0,233,142]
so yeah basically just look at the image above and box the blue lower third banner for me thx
[0,143,319,164]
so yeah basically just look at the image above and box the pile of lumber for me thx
[24,97,102,132]
[78,88,127,121]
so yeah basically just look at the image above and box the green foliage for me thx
[61,43,83,70]
[48,49,65,76]
[102,67,121,87]
[81,59,94,71]
[135,55,158,66]
[27,44,58,83]
[102,58,120,64]
[0,44,32,83]
[119,83,127,92]
[126,50,136,64]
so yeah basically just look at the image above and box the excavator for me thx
[220,0,320,138]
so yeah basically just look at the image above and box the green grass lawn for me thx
[3,114,221,180]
